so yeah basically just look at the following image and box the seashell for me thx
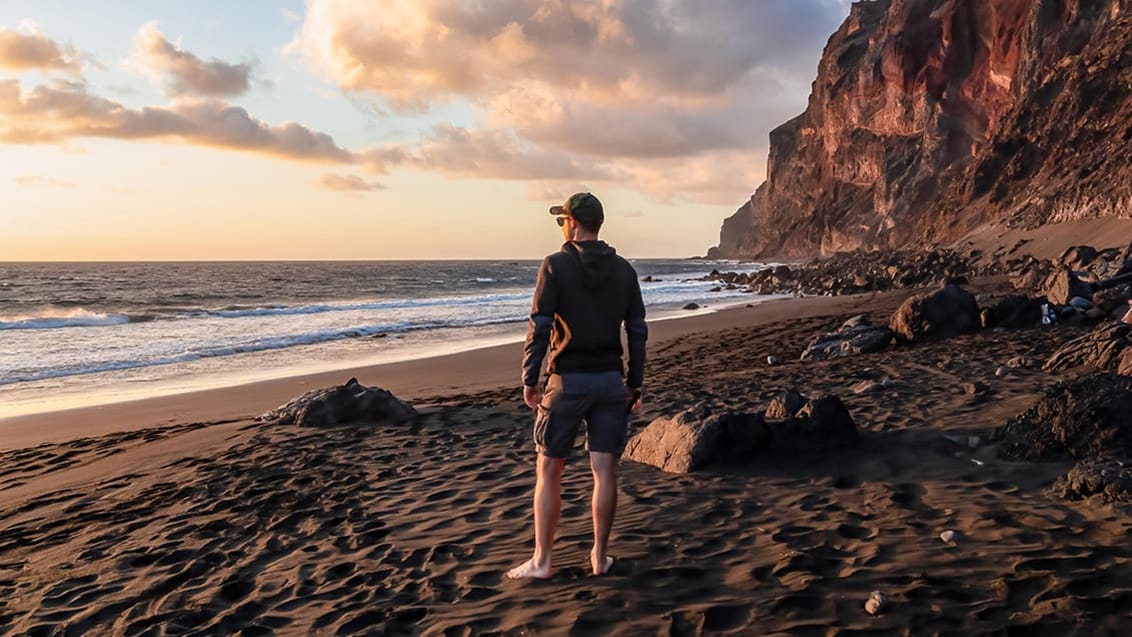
[865,590,889,615]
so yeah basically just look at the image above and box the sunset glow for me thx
[1,1,852,260]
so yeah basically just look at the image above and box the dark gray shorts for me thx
[534,371,628,458]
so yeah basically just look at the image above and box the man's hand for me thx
[523,385,543,410]
[626,387,642,413]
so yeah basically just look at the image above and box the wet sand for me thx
[3,284,1131,635]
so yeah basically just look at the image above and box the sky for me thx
[0,0,852,260]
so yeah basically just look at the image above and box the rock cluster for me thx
[1053,458,1132,504]
[258,377,417,427]
[801,315,893,361]
[994,374,1132,462]
[1043,323,1132,373]
[623,392,857,474]
[708,248,977,297]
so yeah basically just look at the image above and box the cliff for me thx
[713,0,1132,259]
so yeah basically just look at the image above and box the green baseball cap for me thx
[549,192,604,225]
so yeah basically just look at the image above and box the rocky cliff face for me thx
[713,0,1132,259]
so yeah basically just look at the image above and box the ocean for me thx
[0,259,778,418]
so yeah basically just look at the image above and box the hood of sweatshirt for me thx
[562,240,617,289]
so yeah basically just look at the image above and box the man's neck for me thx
[571,231,599,242]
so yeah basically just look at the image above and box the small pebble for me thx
[940,530,958,543]
[995,366,1007,377]
[865,590,889,615]
[766,355,779,366]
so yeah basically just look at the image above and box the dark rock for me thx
[624,393,858,473]
[1060,245,1099,270]
[258,378,417,427]
[1037,266,1093,306]
[1120,349,1132,377]
[770,395,858,453]
[889,285,981,344]
[622,407,767,473]
[1093,287,1130,316]
[683,302,700,310]
[994,374,1132,462]
[1043,323,1132,372]
[1053,457,1132,503]
[765,389,809,421]
[1069,296,1093,310]
[801,315,893,361]
[988,294,1046,329]
[963,381,990,395]
[1007,356,1031,369]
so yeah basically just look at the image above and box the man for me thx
[507,192,648,579]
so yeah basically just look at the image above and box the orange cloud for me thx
[401,124,616,181]
[0,79,354,163]
[289,0,846,203]
[0,27,80,72]
[14,174,76,188]
[130,22,257,97]
[316,173,385,191]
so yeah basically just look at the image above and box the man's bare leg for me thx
[589,451,618,575]
[507,453,565,579]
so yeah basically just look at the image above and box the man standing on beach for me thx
[508,192,648,579]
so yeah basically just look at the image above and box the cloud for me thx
[289,0,850,202]
[14,174,76,188]
[130,22,256,97]
[317,173,385,191]
[0,26,80,72]
[0,79,354,163]
[291,0,843,106]
[398,124,617,180]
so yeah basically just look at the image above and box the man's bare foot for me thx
[591,554,614,576]
[506,558,553,579]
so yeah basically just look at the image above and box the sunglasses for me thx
[555,216,571,227]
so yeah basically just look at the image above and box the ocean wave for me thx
[0,314,527,385]
[0,292,535,331]
[178,292,531,320]
[0,309,132,331]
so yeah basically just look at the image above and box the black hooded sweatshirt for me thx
[522,240,647,389]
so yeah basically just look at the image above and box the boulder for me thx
[765,389,809,420]
[989,295,1045,329]
[1043,323,1131,372]
[770,395,858,453]
[1059,245,1098,271]
[889,284,982,344]
[994,374,1132,462]
[624,393,858,473]
[258,377,417,427]
[1053,458,1132,503]
[1036,266,1093,306]
[622,407,768,473]
[1093,287,1130,316]
[800,315,893,361]
[1120,349,1132,377]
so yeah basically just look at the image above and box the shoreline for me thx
[0,291,895,450]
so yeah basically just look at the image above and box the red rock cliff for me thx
[713,0,1132,259]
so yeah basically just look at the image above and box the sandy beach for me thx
[3,284,1131,635]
